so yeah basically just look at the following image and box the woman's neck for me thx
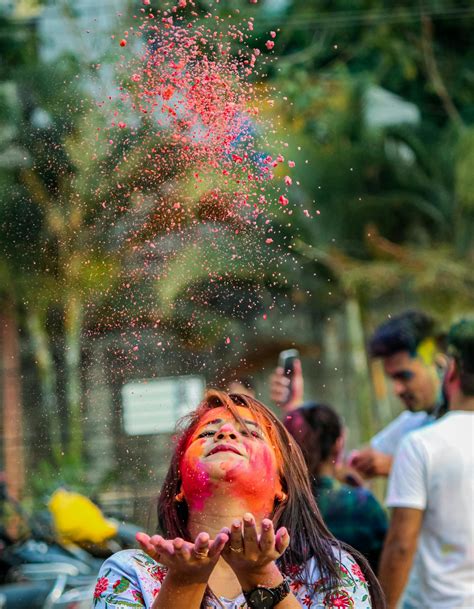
[318,459,336,479]
[187,490,272,539]
[187,496,272,600]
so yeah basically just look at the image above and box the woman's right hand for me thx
[136,530,229,585]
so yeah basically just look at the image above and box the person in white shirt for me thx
[349,310,447,479]
[379,319,474,609]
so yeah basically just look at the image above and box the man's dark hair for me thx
[448,319,474,396]
[369,310,438,358]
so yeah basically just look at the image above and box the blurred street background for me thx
[1,0,473,531]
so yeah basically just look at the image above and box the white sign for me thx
[121,375,205,435]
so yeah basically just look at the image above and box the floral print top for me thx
[93,548,372,608]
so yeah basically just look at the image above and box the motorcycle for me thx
[0,481,98,608]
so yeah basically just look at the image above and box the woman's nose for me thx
[215,423,238,440]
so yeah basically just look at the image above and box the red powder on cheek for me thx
[220,441,280,514]
[180,441,215,511]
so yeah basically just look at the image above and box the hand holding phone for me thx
[269,349,303,411]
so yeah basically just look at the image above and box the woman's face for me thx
[180,406,283,514]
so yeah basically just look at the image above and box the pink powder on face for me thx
[224,440,279,514]
[180,407,282,515]
[180,438,215,511]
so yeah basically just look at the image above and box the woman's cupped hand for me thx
[221,513,289,583]
[136,530,229,584]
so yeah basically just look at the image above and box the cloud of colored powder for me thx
[83,0,297,361]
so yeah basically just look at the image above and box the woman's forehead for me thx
[197,405,256,427]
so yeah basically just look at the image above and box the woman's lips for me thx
[206,444,243,457]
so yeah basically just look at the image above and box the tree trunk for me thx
[64,293,83,463]
[0,303,25,500]
[26,309,63,464]
[321,313,346,414]
[344,296,374,445]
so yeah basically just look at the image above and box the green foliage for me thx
[456,128,474,211]
[29,456,91,503]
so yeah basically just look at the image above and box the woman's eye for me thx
[240,429,261,439]
[197,430,215,438]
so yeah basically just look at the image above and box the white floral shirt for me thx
[93,548,372,608]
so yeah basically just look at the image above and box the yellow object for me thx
[417,337,437,366]
[48,488,118,544]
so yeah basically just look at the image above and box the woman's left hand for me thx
[222,513,289,586]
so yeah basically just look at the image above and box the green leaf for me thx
[105,596,143,608]
[456,128,474,211]
[113,577,131,593]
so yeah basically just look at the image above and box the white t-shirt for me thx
[370,410,433,455]
[386,411,474,609]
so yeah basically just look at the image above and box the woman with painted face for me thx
[93,391,384,609]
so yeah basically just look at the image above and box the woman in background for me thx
[284,402,388,572]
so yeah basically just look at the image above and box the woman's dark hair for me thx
[157,390,385,608]
[283,402,343,480]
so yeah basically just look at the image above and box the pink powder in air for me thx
[89,0,301,353]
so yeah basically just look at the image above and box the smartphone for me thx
[278,349,299,405]
[278,349,300,378]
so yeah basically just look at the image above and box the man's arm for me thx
[349,447,393,478]
[378,507,423,609]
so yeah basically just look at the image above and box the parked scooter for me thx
[47,487,142,559]
[0,479,97,608]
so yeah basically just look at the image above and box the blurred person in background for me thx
[350,310,447,479]
[284,402,388,572]
[378,319,474,609]
[270,310,447,481]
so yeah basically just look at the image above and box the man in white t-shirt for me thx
[349,310,446,479]
[379,319,474,609]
